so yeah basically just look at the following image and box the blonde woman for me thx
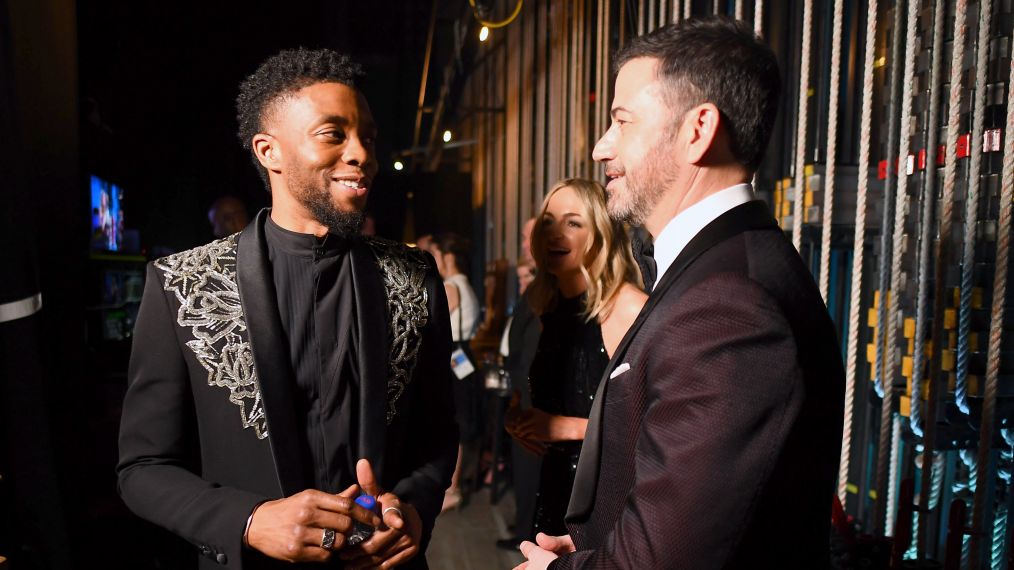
[505,178,646,537]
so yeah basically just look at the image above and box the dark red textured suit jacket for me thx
[555,200,845,569]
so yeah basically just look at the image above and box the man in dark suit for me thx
[517,17,844,569]
[117,49,457,569]
[499,244,542,549]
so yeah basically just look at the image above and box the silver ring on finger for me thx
[382,506,403,519]
[321,527,337,550]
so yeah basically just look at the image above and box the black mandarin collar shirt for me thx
[264,214,359,493]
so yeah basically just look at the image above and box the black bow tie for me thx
[633,236,657,293]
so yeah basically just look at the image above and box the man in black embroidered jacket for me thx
[117,49,458,569]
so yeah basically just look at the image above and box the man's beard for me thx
[289,170,364,238]
[607,126,679,226]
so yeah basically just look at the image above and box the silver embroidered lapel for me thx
[153,234,268,439]
[365,238,430,424]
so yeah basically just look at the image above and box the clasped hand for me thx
[513,533,576,570]
[247,458,422,568]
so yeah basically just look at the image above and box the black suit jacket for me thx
[117,210,457,569]
[555,201,845,569]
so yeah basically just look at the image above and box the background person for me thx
[429,232,480,512]
[505,178,646,538]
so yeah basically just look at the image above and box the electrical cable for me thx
[468,0,524,29]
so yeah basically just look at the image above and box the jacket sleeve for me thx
[552,273,804,569]
[117,263,267,568]
[389,253,458,552]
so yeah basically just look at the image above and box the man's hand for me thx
[340,459,423,569]
[535,533,575,555]
[246,484,381,563]
[514,533,574,570]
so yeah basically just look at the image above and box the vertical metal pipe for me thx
[648,0,656,32]
[791,0,814,251]
[411,0,440,171]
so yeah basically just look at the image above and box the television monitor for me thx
[90,174,123,251]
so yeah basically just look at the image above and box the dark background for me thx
[0,1,475,568]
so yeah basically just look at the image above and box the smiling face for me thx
[538,186,592,279]
[593,57,684,227]
[257,81,379,236]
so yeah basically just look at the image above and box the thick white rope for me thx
[910,0,949,443]
[819,0,845,303]
[876,0,921,534]
[791,0,813,251]
[968,2,1004,565]
[839,0,878,507]
[754,1,763,36]
[886,414,903,534]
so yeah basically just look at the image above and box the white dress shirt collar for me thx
[651,183,755,289]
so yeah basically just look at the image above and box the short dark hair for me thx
[236,48,365,188]
[615,16,781,172]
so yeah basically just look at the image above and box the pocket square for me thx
[609,363,631,379]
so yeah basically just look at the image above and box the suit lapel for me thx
[350,241,389,478]
[567,200,778,522]
[236,209,308,496]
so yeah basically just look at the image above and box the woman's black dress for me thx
[528,293,609,537]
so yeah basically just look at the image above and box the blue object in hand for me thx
[348,494,379,546]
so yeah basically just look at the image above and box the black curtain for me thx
[0,0,76,567]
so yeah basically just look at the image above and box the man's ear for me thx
[684,103,722,165]
[252,133,281,171]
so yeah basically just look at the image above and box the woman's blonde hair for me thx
[528,178,642,321]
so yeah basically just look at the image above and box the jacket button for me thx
[216,553,228,564]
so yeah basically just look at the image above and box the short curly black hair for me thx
[236,48,365,188]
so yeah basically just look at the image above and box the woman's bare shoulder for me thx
[615,283,648,316]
